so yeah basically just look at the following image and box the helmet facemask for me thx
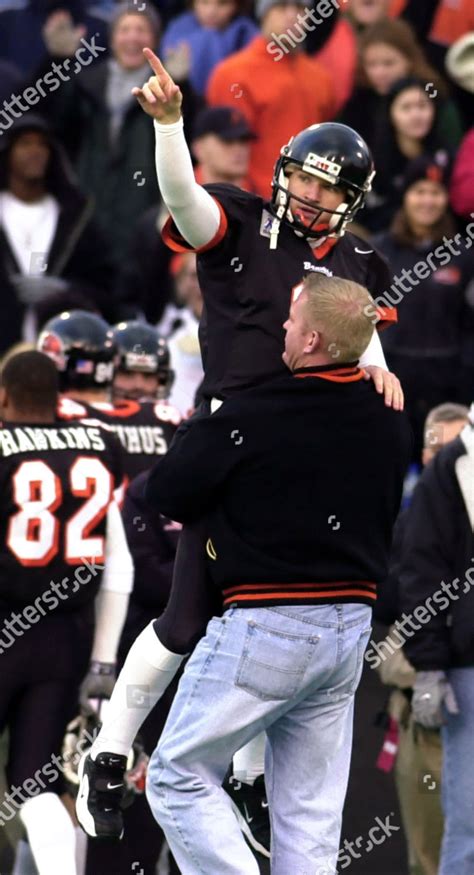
[268,124,376,250]
[270,155,372,249]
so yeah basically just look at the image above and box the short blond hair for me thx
[301,273,375,362]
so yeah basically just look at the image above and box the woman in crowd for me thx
[361,76,451,232]
[313,0,392,113]
[372,154,474,460]
[340,18,464,155]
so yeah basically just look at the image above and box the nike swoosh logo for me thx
[354,247,373,255]
[243,803,253,823]
[106,782,123,790]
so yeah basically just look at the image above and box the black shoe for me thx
[223,773,270,859]
[76,752,127,839]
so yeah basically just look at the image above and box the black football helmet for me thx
[37,310,116,391]
[108,321,174,400]
[269,123,375,248]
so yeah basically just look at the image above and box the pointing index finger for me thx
[143,47,171,81]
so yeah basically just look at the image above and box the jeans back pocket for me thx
[235,619,320,701]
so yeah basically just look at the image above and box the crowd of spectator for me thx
[0,1,473,873]
[0,0,473,440]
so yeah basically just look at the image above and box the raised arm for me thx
[132,48,221,249]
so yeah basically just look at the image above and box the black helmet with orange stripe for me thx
[269,123,375,249]
[37,311,116,391]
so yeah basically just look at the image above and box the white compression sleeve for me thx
[154,118,221,248]
[89,501,133,662]
[90,589,129,664]
[359,329,387,370]
[90,621,184,759]
[100,500,134,595]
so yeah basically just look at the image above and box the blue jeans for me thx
[439,666,474,875]
[146,603,372,875]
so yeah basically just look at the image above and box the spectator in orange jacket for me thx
[429,0,474,49]
[206,0,335,198]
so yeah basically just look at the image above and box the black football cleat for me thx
[76,752,127,839]
[224,772,270,859]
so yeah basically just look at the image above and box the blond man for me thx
[131,273,412,875]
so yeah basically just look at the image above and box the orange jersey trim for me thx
[94,400,141,419]
[376,306,397,331]
[293,366,365,384]
[161,199,228,254]
[223,589,377,604]
[222,581,376,594]
[312,236,339,261]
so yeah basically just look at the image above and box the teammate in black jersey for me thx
[110,320,174,404]
[38,312,181,481]
[37,312,183,872]
[76,49,405,850]
[0,351,133,875]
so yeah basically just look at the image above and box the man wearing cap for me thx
[206,0,336,198]
[192,106,257,192]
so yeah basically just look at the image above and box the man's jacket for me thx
[146,362,412,608]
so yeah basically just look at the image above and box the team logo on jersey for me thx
[303,263,333,277]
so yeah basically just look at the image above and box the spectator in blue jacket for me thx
[161,0,258,96]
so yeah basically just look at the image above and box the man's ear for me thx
[304,330,320,354]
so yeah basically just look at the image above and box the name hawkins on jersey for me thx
[0,426,106,457]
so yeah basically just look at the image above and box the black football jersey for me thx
[163,183,394,400]
[0,421,123,611]
[58,397,181,481]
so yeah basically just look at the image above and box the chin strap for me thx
[270,183,290,250]
[270,170,353,249]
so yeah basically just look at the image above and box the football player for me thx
[111,320,174,404]
[37,312,183,870]
[38,312,181,482]
[133,49,402,403]
[0,351,133,875]
[76,50,404,849]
